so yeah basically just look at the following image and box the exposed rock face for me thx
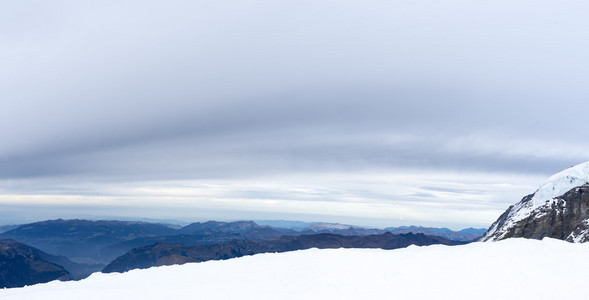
[480,162,589,243]
[480,184,589,242]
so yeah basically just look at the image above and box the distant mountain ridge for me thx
[0,219,178,264]
[178,220,260,234]
[99,226,288,261]
[103,232,466,273]
[256,220,485,241]
[0,220,293,267]
[384,226,486,241]
[0,219,485,264]
[0,218,486,281]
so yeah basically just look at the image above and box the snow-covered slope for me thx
[3,239,589,299]
[481,161,589,242]
[531,162,589,205]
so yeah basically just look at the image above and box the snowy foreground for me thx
[3,238,589,300]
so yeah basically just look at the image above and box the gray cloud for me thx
[1,0,589,227]
[419,186,485,195]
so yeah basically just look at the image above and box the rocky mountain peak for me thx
[480,161,589,242]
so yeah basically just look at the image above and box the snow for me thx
[531,161,589,206]
[515,161,589,223]
[3,239,589,299]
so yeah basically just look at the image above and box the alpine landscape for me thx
[2,0,589,299]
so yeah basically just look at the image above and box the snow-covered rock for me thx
[480,161,589,242]
[3,239,589,299]
[531,161,589,206]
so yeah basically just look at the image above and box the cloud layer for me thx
[1,0,589,228]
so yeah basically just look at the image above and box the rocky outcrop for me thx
[480,161,589,243]
[480,184,589,242]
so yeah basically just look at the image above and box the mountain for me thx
[99,226,287,260]
[0,219,290,264]
[0,239,69,288]
[0,219,178,264]
[254,221,485,240]
[0,217,484,270]
[480,162,589,242]
[254,220,387,234]
[305,222,353,231]
[253,220,314,230]
[102,232,465,273]
[255,221,485,240]
[178,220,261,234]
[384,226,487,241]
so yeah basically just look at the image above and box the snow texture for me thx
[2,239,589,299]
[521,161,589,223]
[532,161,589,206]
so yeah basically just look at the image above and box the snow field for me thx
[2,238,589,299]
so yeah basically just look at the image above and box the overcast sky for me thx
[1,0,588,229]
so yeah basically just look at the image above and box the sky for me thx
[1,0,589,229]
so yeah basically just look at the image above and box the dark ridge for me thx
[103,232,466,273]
[99,226,286,261]
[0,239,69,288]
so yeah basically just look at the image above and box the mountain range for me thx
[0,219,484,266]
[384,226,485,241]
[0,218,484,287]
[102,232,465,273]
